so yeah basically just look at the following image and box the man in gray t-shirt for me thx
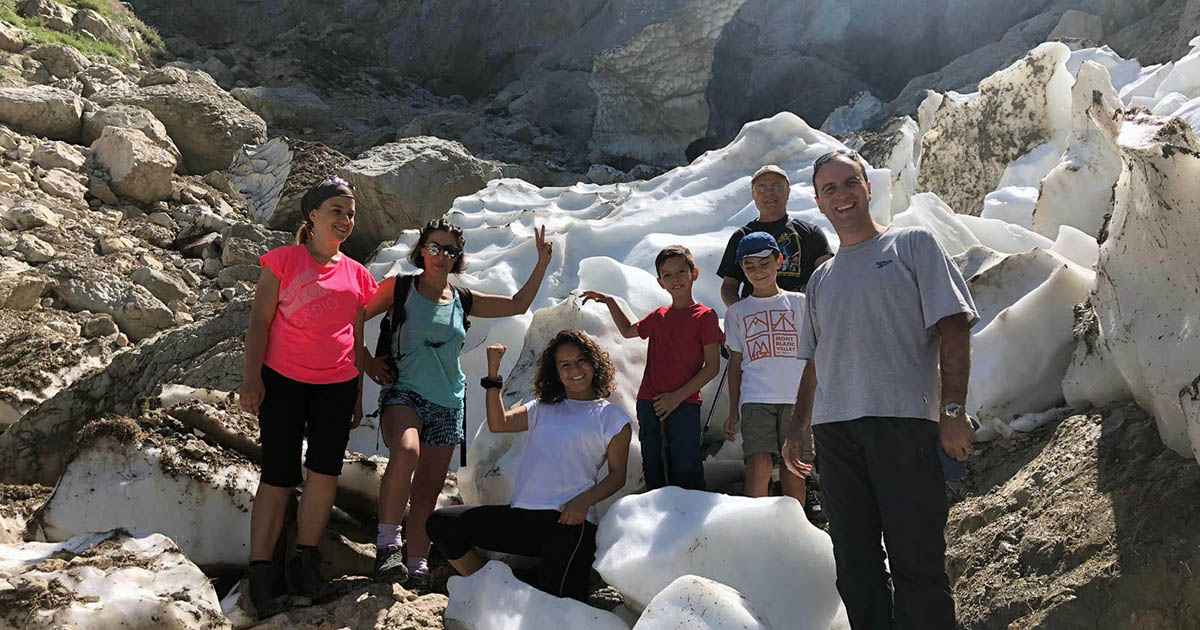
[783,150,978,630]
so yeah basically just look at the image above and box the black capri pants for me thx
[426,504,597,601]
[258,364,357,487]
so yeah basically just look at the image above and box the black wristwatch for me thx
[480,376,503,390]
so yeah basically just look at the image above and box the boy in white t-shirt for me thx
[723,231,815,501]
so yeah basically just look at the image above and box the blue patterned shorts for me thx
[379,386,464,447]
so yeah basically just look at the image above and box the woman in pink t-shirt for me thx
[237,176,378,617]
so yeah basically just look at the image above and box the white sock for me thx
[376,523,402,549]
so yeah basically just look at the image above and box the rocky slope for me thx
[126,0,1200,168]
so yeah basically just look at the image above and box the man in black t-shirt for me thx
[718,164,833,306]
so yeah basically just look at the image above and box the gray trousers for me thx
[813,417,955,630]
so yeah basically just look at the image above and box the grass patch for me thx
[0,0,164,62]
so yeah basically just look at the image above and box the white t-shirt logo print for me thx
[742,308,798,361]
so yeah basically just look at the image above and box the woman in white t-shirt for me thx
[426,329,633,601]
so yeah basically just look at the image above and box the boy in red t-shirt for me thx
[582,245,724,490]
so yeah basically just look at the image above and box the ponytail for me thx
[295,218,315,245]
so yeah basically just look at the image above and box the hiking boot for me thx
[373,544,409,583]
[286,546,325,600]
[246,562,280,619]
[804,486,828,526]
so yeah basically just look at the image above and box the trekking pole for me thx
[699,358,730,459]
[659,418,671,486]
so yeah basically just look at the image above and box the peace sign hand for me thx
[534,225,553,267]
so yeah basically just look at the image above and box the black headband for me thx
[301,176,355,214]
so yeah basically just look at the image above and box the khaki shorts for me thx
[740,402,815,464]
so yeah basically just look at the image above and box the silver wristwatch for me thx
[941,402,965,419]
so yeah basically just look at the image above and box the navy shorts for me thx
[258,365,357,487]
[379,386,464,447]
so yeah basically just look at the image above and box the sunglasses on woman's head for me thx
[424,242,462,259]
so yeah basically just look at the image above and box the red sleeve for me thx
[635,309,658,339]
[359,266,379,307]
[260,246,292,283]
[699,308,725,344]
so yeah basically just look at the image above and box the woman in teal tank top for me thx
[362,218,553,583]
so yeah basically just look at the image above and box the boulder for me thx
[444,561,629,630]
[47,262,175,341]
[77,62,136,98]
[595,488,839,629]
[335,137,503,258]
[137,66,190,87]
[28,419,257,568]
[24,43,89,79]
[91,126,178,203]
[0,22,27,53]
[3,200,60,230]
[0,85,82,140]
[94,82,268,174]
[30,139,86,171]
[74,8,136,53]
[15,233,55,263]
[82,103,182,165]
[0,257,48,309]
[36,168,87,201]
[632,575,772,630]
[220,236,267,267]
[16,0,75,32]
[130,267,192,304]
[230,86,332,129]
[0,530,230,630]
[917,42,1073,215]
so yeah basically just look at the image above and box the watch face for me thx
[943,404,964,417]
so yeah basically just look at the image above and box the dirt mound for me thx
[948,403,1200,629]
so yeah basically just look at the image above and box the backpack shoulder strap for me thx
[392,274,415,328]
[453,284,474,331]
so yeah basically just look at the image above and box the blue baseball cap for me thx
[736,231,781,260]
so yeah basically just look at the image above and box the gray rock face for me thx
[0,85,82,140]
[336,137,503,258]
[230,86,332,130]
[91,126,178,203]
[589,0,746,164]
[82,104,182,165]
[94,82,268,174]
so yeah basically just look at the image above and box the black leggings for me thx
[426,504,597,601]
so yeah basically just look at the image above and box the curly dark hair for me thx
[409,218,467,273]
[533,329,616,403]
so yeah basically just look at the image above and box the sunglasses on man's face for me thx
[424,242,463,259]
